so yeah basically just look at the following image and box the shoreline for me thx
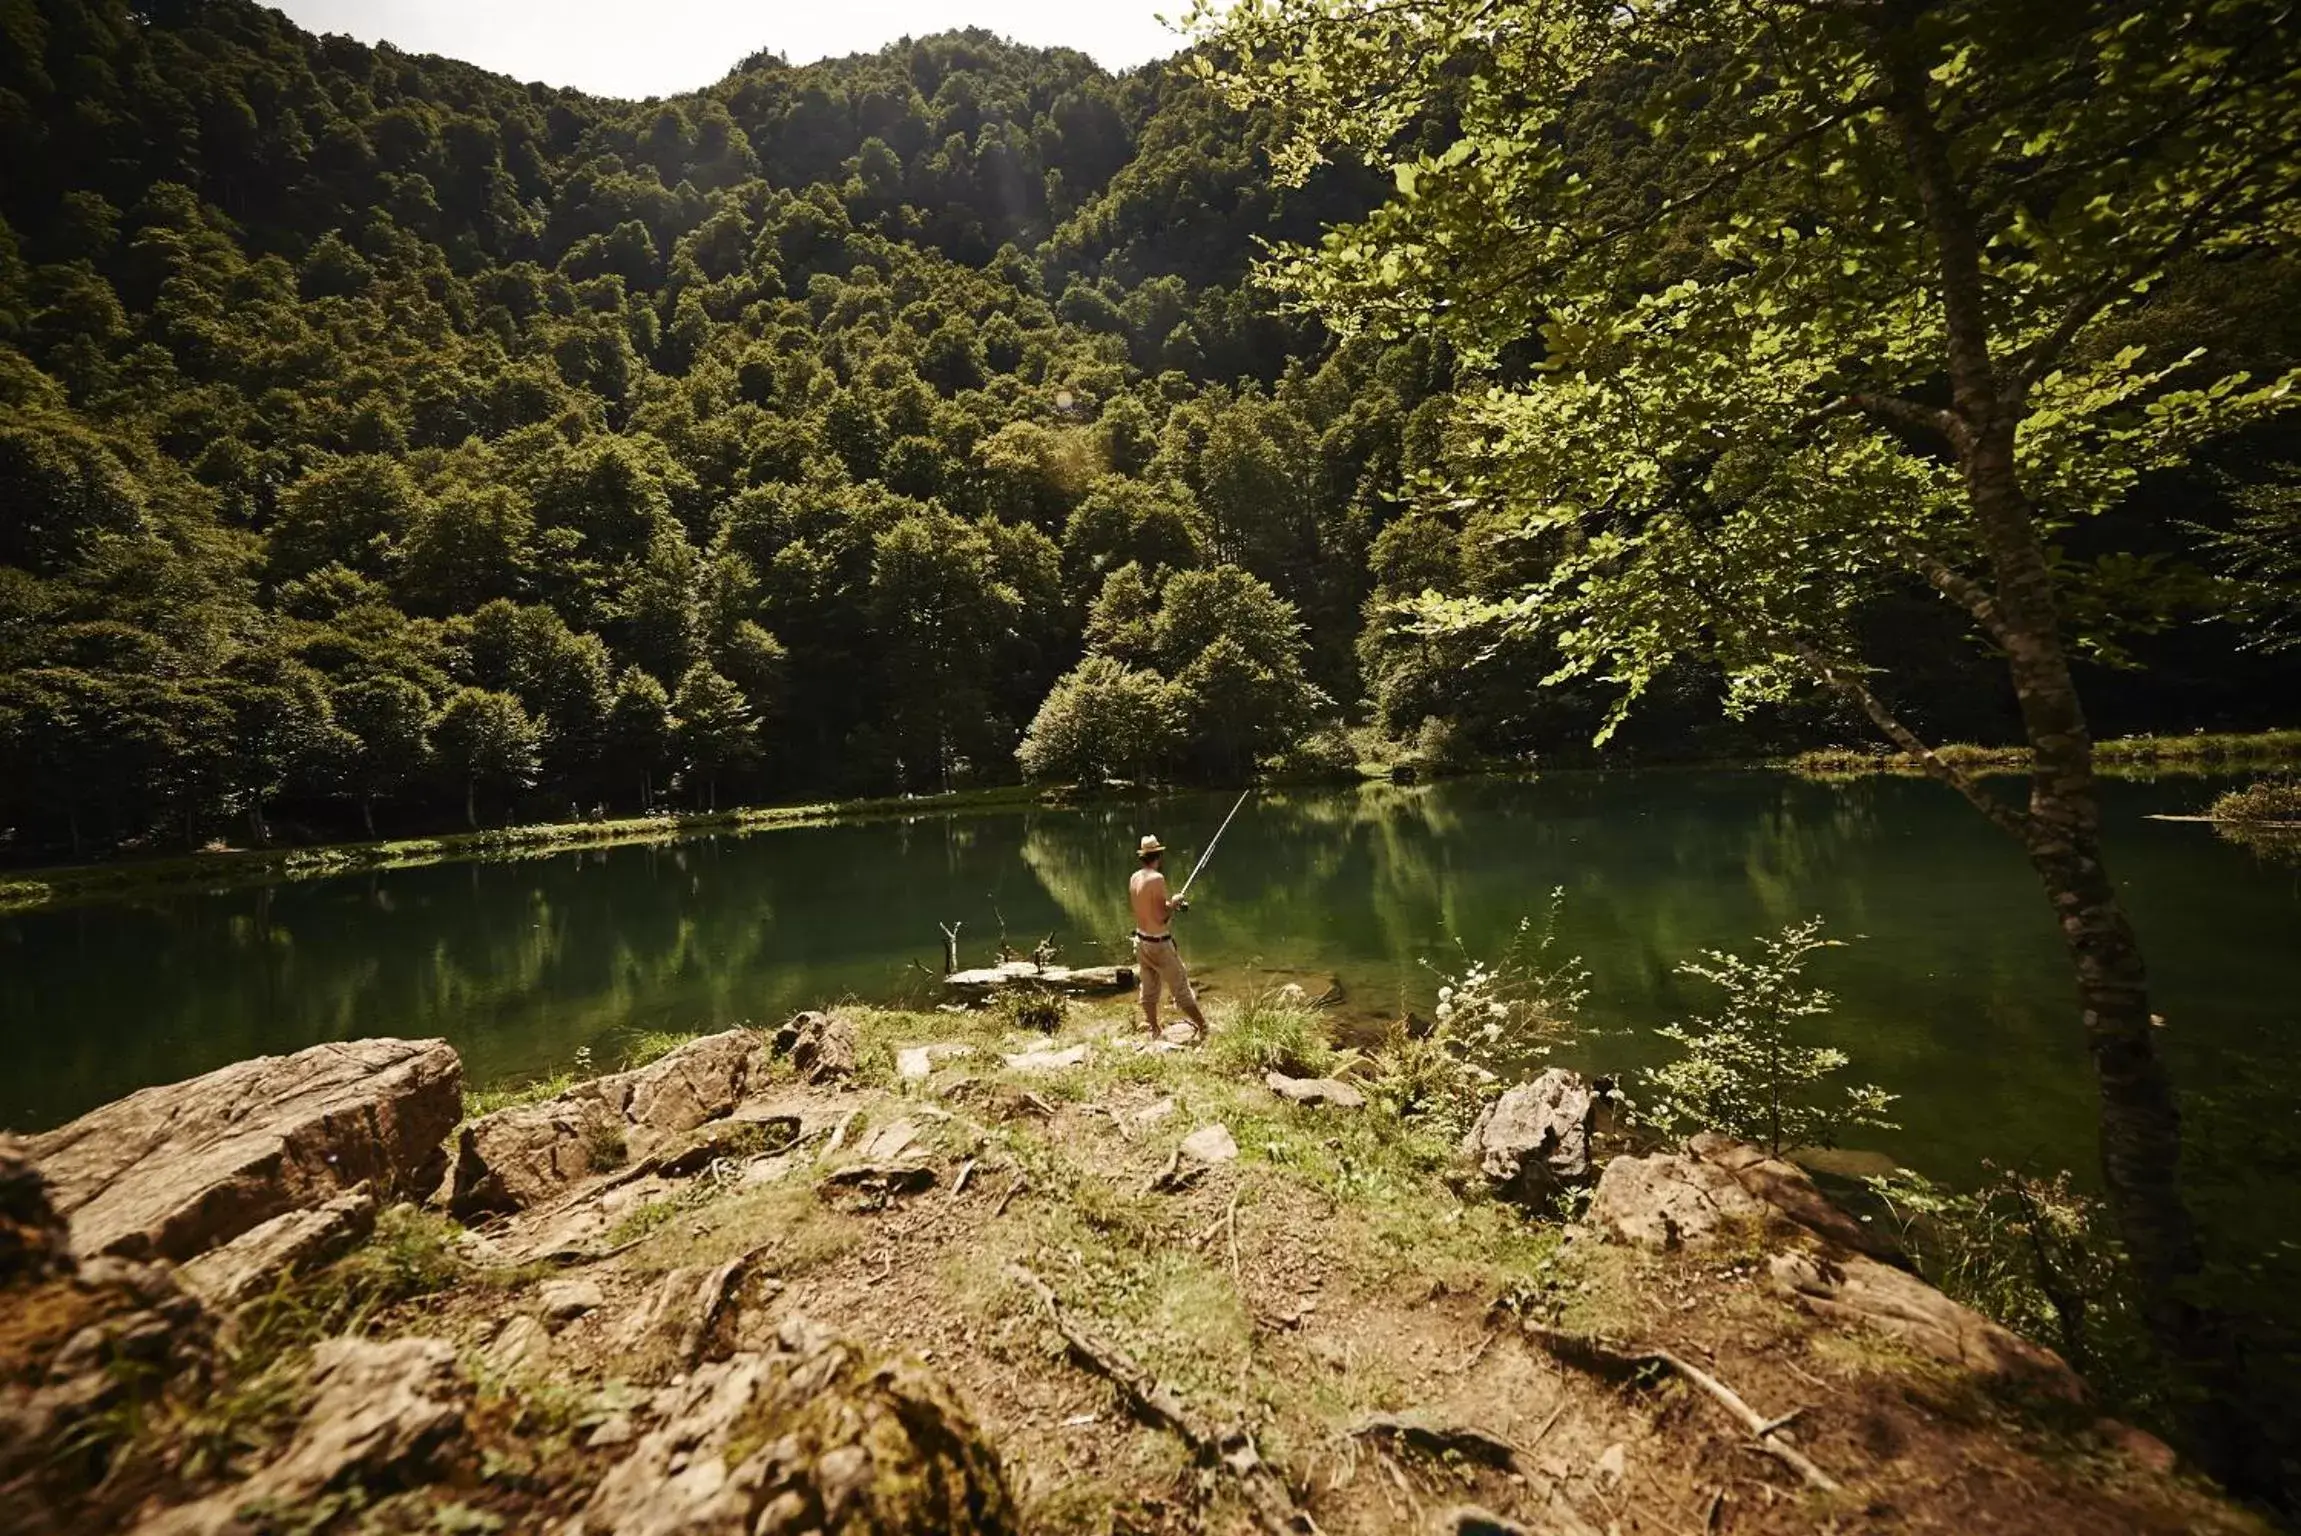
[5,730,2293,916]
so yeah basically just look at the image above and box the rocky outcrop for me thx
[1,1138,212,1536]
[22,1039,461,1264]
[135,1336,468,1536]
[1686,1133,1900,1261]
[1768,1251,2085,1400]
[1460,1069,1606,1206]
[450,1030,767,1216]
[567,1316,1016,1536]
[772,1011,859,1083]
[177,1186,378,1309]
[1587,1133,2080,1402]
[1587,1133,1901,1261]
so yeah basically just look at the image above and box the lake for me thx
[4,770,2296,1272]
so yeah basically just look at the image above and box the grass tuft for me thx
[1207,990,1336,1080]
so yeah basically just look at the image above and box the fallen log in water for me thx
[943,959,1135,997]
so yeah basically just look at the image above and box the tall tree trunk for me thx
[1964,423,2257,1471]
[361,793,376,839]
[248,798,269,848]
[1880,38,2254,1478]
[464,777,477,830]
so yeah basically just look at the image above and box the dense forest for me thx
[2,0,2296,859]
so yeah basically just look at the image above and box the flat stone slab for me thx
[1002,1043,1090,1074]
[178,1186,378,1308]
[24,1038,462,1263]
[1264,1072,1366,1109]
[897,1043,974,1080]
[945,962,1134,996]
[1180,1124,1238,1164]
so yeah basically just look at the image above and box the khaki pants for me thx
[1134,934,1202,1027]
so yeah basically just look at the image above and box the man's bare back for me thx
[1129,866,1175,936]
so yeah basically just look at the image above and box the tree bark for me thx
[1877,30,2250,1476]
[464,777,477,830]
[361,793,376,839]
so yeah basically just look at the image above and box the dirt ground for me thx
[122,1000,2272,1535]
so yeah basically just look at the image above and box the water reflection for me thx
[3,773,2293,1227]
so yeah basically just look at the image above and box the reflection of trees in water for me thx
[8,776,2293,1188]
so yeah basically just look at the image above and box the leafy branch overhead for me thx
[1196,0,2301,780]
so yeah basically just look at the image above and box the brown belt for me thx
[1133,931,1173,944]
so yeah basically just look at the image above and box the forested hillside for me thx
[1,0,2294,859]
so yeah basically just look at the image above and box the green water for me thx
[4,772,2295,1254]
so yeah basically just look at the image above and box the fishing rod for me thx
[1175,788,1253,900]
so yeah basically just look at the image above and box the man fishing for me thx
[1128,791,1249,1039]
[1129,834,1206,1039]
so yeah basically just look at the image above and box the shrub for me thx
[1641,917,1896,1156]
[1866,1165,2158,1411]
[2209,776,2301,823]
[992,988,1065,1034]
[1378,891,1589,1136]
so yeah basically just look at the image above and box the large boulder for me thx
[451,1030,766,1216]
[22,1039,461,1264]
[1587,1134,1905,1261]
[1586,1148,1768,1248]
[1768,1251,2085,1401]
[568,1316,1016,1536]
[1459,1069,1604,1206]
[1,1138,212,1536]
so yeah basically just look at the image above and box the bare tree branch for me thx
[1791,641,2030,840]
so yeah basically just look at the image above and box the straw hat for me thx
[1138,834,1165,856]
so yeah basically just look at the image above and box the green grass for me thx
[1787,727,2301,779]
[463,1072,578,1120]
[1206,990,1338,1080]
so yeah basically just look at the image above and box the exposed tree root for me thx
[1347,1412,1522,1470]
[1524,1325,1841,1494]
[1009,1263,1320,1535]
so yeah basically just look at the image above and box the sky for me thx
[272,0,1191,99]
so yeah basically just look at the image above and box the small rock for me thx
[1263,1072,1366,1110]
[1179,1124,1238,1164]
[1131,1097,1178,1128]
[1002,1043,1090,1074]
[485,1313,555,1378]
[1586,1151,1766,1248]
[451,1030,767,1217]
[895,1043,973,1081]
[1594,1441,1626,1487]
[586,1413,638,1449]
[1160,1023,1199,1046]
[539,1277,604,1324]
[773,1011,859,1083]
[1437,1506,1533,1536]
[854,1119,921,1163]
